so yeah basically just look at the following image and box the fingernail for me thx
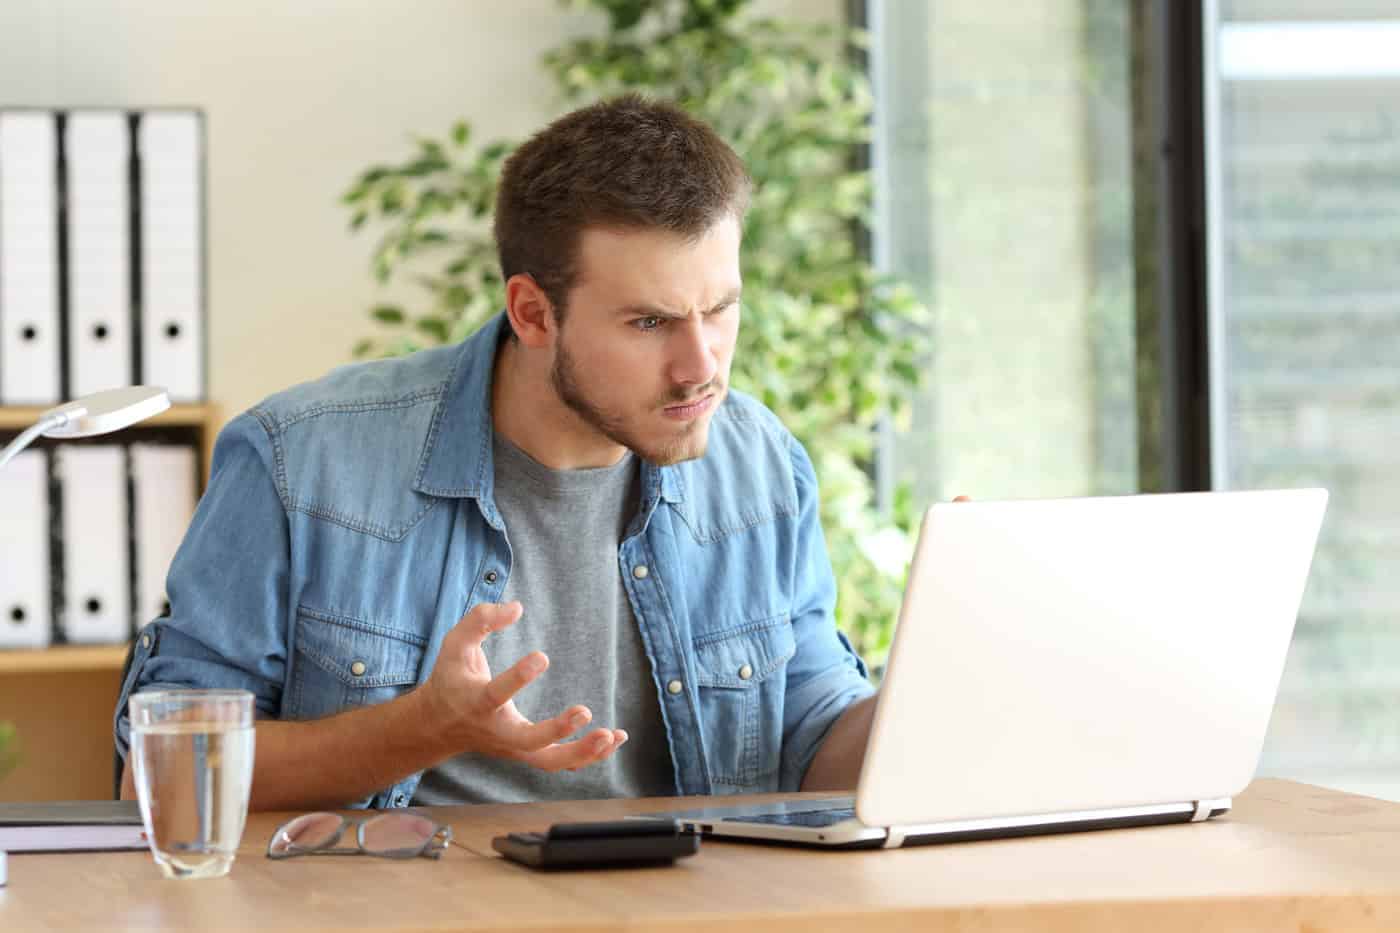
[571,711,590,727]
[526,654,546,674]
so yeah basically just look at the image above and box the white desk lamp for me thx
[0,386,168,888]
[0,386,171,470]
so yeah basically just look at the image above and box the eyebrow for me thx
[614,288,742,320]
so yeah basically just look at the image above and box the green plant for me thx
[342,0,929,670]
[0,721,18,779]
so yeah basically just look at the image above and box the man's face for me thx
[550,218,741,466]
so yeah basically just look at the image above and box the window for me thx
[1205,0,1400,799]
[871,0,1400,801]
[869,1,1140,506]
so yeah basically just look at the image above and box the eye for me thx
[633,316,665,332]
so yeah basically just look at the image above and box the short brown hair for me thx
[494,94,751,317]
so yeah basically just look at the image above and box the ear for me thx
[504,274,558,350]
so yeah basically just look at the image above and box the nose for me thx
[669,315,718,388]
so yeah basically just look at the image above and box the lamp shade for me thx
[0,386,171,471]
[41,387,170,438]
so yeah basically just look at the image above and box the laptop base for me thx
[650,797,1232,850]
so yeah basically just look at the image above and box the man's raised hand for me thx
[414,601,627,772]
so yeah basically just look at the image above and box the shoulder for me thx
[229,345,468,532]
[708,388,813,484]
[248,344,462,434]
[667,389,811,543]
[711,388,790,440]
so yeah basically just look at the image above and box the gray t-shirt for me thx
[412,433,675,804]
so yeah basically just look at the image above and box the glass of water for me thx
[129,689,256,880]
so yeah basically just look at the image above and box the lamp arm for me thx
[0,411,71,471]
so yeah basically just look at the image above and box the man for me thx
[116,95,878,811]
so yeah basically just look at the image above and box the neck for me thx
[491,337,628,470]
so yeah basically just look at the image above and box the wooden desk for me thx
[2,779,1399,931]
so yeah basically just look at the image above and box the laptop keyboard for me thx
[726,807,858,828]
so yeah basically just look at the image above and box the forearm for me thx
[800,692,878,792]
[122,687,456,811]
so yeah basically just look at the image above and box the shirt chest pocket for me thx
[693,615,796,791]
[288,608,427,721]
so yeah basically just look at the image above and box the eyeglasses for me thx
[267,811,452,860]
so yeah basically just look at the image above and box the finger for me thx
[481,651,548,709]
[522,728,618,773]
[453,601,523,649]
[511,706,592,751]
[953,495,970,502]
[561,729,619,772]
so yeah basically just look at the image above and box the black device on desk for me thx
[492,818,700,870]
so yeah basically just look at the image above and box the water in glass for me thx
[130,690,255,880]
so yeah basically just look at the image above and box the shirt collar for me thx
[412,312,684,513]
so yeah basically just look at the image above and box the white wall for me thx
[0,0,601,420]
[0,0,839,423]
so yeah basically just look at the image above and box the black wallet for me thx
[491,818,700,870]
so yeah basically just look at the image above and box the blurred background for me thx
[0,0,1397,803]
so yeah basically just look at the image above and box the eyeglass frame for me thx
[266,811,453,860]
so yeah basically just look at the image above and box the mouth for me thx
[662,393,716,421]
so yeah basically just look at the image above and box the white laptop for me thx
[649,489,1328,848]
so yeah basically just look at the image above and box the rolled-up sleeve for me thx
[114,412,292,761]
[778,436,876,790]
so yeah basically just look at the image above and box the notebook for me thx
[0,800,147,853]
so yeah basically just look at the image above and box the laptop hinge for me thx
[1192,796,1231,822]
[883,826,907,849]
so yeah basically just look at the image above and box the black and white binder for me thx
[0,110,62,405]
[55,444,131,644]
[137,110,204,402]
[0,449,53,649]
[65,111,134,398]
[129,442,199,627]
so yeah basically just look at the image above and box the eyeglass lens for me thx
[269,812,344,857]
[361,813,441,855]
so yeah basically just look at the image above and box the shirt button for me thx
[140,633,151,649]
[632,565,649,580]
[666,679,684,695]
[484,570,499,584]
[350,661,367,677]
[394,794,406,807]
[738,664,753,680]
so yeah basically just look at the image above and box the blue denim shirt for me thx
[114,313,873,808]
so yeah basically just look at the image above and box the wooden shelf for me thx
[0,644,128,674]
[0,402,218,432]
[0,401,220,799]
